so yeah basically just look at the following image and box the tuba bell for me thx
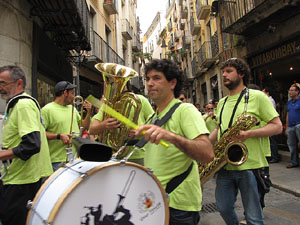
[95,63,141,158]
[198,112,257,184]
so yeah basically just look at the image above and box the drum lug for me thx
[27,200,50,225]
[147,169,154,175]
[120,159,126,166]
[165,193,169,199]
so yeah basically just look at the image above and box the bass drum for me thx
[27,160,169,225]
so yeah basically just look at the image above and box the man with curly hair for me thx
[210,58,282,225]
[135,59,214,225]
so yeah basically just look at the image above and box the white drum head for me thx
[27,161,169,225]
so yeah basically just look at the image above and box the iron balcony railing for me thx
[197,0,210,20]
[103,0,118,15]
[27,0,91,51]
[182,33,191,49]
[121,19,133,40]
[90,30,124,65]
[198,41,213,65]
[168,21,173,31]
[211,32,219,58]
[132,36,141,52]
[192,56,197,77]
[190,14,201,36]
[220,0,265,30]
[181,3,188,19]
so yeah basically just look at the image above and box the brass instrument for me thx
[199,113,258,184]
[66,95,84,162]
[95,63,141,158]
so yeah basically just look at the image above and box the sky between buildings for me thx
[137,0,167,37]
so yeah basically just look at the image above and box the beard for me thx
[224,77,242,90]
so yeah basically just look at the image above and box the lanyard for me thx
[219,88,249,136]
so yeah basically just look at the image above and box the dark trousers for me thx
[169,207,200,225]
[270,135,280,161]
[0,179,42,225]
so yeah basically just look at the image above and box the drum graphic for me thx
[27,160,169,225]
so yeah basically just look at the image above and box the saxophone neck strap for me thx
[133,102,182,148]
[219,88,249,136]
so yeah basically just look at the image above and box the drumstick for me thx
[86,95,169,148]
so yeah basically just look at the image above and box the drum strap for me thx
[133,102,182,148]
[166,162,193,194]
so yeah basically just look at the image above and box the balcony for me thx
[173,9,178,22]
[168,21,173,31]
[168,39,175,50]
[219,0,299,36]
[174,30,180,42]
[121,19,133,40]
[27,0,91,51]
[88,30,124,65]
[211,32,219,58]
[192,56,197,77]
[198,41,215,68]
[190,15,201,36]
[197,0,210,20]
[132,36,141,52]
[181,4,188,19]
[180,19,185,30]
[103,0,118,15]
[183,34,191,49]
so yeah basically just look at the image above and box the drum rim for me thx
[27,160,169,225]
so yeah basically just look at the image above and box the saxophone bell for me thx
[224,142,248,166]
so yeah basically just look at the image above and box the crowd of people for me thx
[0,57,299,225]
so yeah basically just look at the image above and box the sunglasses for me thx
[179,98,185,101]
[208,108,214,110]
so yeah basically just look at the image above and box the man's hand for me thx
[103,118,120,130]
[135,124,173,145]
[60,134,72,145]
[83,101,92,113]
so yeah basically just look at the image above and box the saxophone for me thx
[199,112,258,184]
[95,63,142,159]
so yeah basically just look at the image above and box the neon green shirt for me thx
[42,102,80,163]
[2,93,53,184]
[216,89,278,170]
[203,114,217,133]
[127,94,154,159]
[144,98,209,211]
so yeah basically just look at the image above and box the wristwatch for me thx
[57,134,61,140]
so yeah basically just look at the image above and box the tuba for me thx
[199,112,258,184]
[95,63,141,158]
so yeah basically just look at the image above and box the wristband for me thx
[57,134,61,140]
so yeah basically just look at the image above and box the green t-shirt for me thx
[144,98,209,211]
[127,94,154,159]
[93,94,154,159]
[42,102,80,163]
[216,89,278,170]
[2,93,53,184]
[203,114,217,133]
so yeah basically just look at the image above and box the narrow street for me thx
[199,153,300,225]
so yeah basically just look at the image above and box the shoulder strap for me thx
[134,102,182,148]
[5,95,44,127]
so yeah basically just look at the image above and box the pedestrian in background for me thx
[178,90,188,103]
[42,81,91,171]
[285,83,300,168]
[263,87,281,163]
[203,103,217,133]
[210,58,282,225]
[0,65,52,225]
